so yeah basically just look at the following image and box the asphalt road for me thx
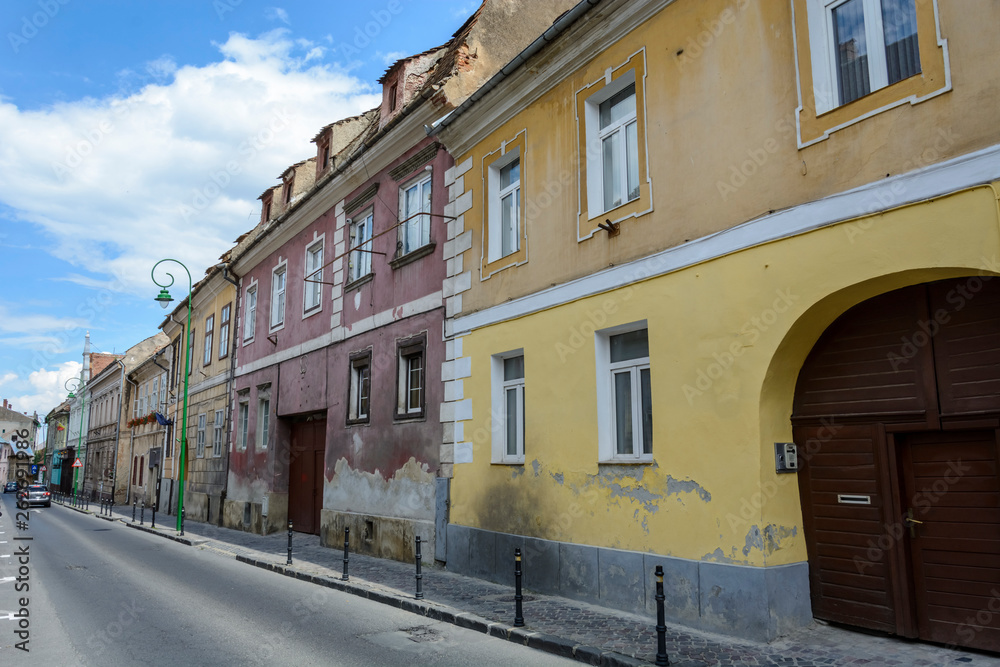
[0,494,575,666]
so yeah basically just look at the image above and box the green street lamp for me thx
[152,259,192,534]
[65,377,84,497]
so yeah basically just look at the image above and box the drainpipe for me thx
[168,313,185,488]
[122,372,137,505]
[218,262,241,527]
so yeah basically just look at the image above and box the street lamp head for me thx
[155,288,174,309]
[66,390,75,400]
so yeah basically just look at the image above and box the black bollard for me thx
[140,501,145,526]
[180,507,185,536]
[287,520,293,565]
[415,536,424,600]
[110,499,114,517]
[654,565,669,666]
[151,504,156,529]
[514,548,525,627]
[342,527,350,581]
[132,500,137,522]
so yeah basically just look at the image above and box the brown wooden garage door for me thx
[289,418,326,535]
[793,277,1000,652]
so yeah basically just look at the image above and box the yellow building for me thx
[160,266,238,524]
[434,0,1000,649]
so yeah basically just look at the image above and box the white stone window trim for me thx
[595,320,652,463]
[196,413,207,458]
[269,260,288,333]
[348,208,375,284]
[256,395,271,451]
[582,68,639,220]
[213,409,224,457]
[490,348,525,465]
[243,280,258,344]
[303,234,326,317]
[236,394,250,452]
[486,145,522,264]
[398,171,433,256]
[794,0,950,147]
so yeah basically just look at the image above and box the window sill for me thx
[344,273,374,293]
[598,458,653,466]
[302,304,323,320]
[491,459,525,466]
[393,412,426,424]
[345,417,370,427]
[390,243,435,270]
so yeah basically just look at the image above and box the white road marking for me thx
[0,577,14,584]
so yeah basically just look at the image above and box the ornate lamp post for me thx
[151,259,192,534]
[65,377,85,497]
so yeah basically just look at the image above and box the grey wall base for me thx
[446,524,812,642]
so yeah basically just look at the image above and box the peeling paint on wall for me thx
[551,471,564,485]
[324,456,435,521]
[763,524,797,554]
[665,475,712,503]
[743,525,764,557]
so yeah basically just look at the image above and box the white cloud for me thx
[7,360,82,419]
[0,29,380,300]
[266,7,291,25]
[379,50,408,65]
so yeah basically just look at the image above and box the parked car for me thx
[17,484,51,507]
[3,482,18,493]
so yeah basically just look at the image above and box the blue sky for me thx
[0,0,480,419]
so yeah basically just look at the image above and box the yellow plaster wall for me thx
[451,0,1000,315]
[452,185,1000,566]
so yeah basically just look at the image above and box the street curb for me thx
[54,502,92,515]
[124,521,206,546]
[234,555,652,666]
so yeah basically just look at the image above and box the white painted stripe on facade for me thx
[235,291,443,377]
[452,144,1000,335]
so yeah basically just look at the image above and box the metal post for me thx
[110,499,114,517]
[655,565,669,666]
[514,548,525,627]
[286,521,293,565]
[180,507,185,536]
[132,499,136,522]
[342,527,350,581]
[415,536,424,600]
[140,501,145,526]
[151,504,156,529]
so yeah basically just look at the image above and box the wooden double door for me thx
[288,418,326,535]
[794,278,1000,652]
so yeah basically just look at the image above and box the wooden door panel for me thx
[902,430,1000,652]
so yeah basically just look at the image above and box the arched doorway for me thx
[793,277,1000,652]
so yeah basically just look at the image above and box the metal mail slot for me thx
[837,494,871,505]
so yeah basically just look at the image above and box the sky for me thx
[0,0,481,422]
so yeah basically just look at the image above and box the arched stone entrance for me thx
[792,277,1000,651]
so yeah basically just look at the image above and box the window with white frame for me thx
[487,152,521,263]
[219,304,231,359]
[599,84,639,212]
[270,265,286,329]
[304,239,324,312]
[596,324,652,462]
[151,377,159,414]
[491,351,525,464]
[196,413,206,458]
[347,350,372,424]
[808,0,920,112]
[244,285,257,342]
[396,336,425,419]
[237,393,249,451]
[399,174,432,255]
[187,328,195,376]
[204,314,214,366]
[257,395,270,450]
[159,372,167,411]
[349,211,374,282]
[213,409,224,457]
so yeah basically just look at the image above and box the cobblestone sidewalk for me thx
[77,501,999,667]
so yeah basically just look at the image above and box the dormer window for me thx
[260,193,273,224]
[388,83,398,112]
[283,178,293,205]
[321,143,331,170]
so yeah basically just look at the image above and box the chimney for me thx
[2,399,7,409]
